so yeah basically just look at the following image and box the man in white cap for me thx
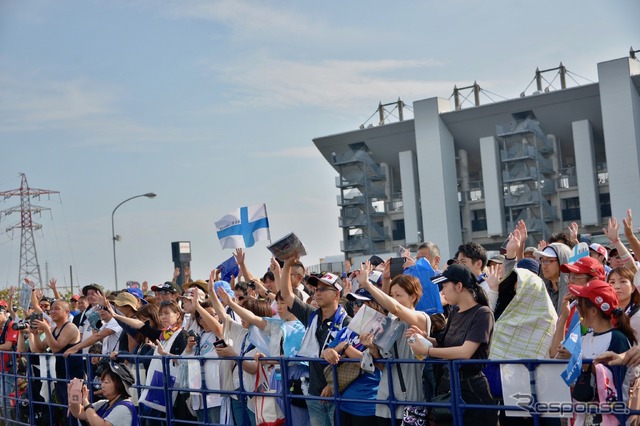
[280,257,350,426]
[533,243,572,313]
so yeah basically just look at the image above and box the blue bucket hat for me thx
[214,280,235,299]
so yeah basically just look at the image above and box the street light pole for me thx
[112,192,157,291]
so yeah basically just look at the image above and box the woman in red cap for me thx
[569,280,636,357]
[568,280,636,425]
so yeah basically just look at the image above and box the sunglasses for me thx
[157,290,172,295]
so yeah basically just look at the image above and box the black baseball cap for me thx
[150,282,178,293]
[431,264,477,289]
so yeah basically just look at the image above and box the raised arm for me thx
[251,279,276,303]
[278,257,295,309]
[191,294,223,337]
[206,272,231,323]
[358,261,430,332]
[623,209,640,261]
[234,248,257,283]
[380,260,392,295]
[502,229,521,277]
[100,293,145,329]
[30,287,44,314]
[225,295,268,330]
[48,278,62,300]
[516,220,528,260]
[604,217,638,273]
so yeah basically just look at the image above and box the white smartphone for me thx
[69,378,83,404]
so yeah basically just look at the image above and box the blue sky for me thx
[0,0,637,292]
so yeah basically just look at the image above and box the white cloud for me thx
[0,73,117,129]
[0,72,209,150]
[214,56,450,110]
[163,0,347,44]
[155,1,454,113]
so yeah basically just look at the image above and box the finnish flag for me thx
[215,204,270,249]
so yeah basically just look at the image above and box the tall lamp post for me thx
[111,192,157,291]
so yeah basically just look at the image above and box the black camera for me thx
[187,330,201,345]
[248,281,256,289]
[12,322,28,331]
[29,312,43,328]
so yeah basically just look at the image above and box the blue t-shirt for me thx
[340,369,381,416]
[327,328,382,416]
[406,258,444,314]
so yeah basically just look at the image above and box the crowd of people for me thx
[1,209,640,426]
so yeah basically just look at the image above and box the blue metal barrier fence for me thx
[0,350,638,425]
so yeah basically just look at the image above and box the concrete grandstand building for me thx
[313,56,640,261]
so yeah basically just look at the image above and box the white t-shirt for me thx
[187,331,223,410]
[220,318,255,397]
[100,318,123,355]
[182,314,203,334]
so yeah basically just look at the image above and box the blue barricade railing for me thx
[0,350,638,425]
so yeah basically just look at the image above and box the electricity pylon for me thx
[0,173,59,289]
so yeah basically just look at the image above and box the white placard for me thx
[501,363,572,418]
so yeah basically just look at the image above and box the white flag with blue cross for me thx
[215,204,271,249]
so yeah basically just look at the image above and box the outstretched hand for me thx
[269,257,282,276]
[516,220,528,245]
[357,261,374,288]
[33,288,43,301]
[568,222,579,242]
[216,286,232,306]
[485,264,501,292]
[623,209,636,235]
[603,217,620,243]
[234,248,246,265]
[505,230,521,258]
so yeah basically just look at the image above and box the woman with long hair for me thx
[182,299,225,424]
[608,267,640,338]
[225,259,311,426]
[207,273,273,426]
[357,260,431,426]
[408,264,496,426]
[100,295,187,425]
